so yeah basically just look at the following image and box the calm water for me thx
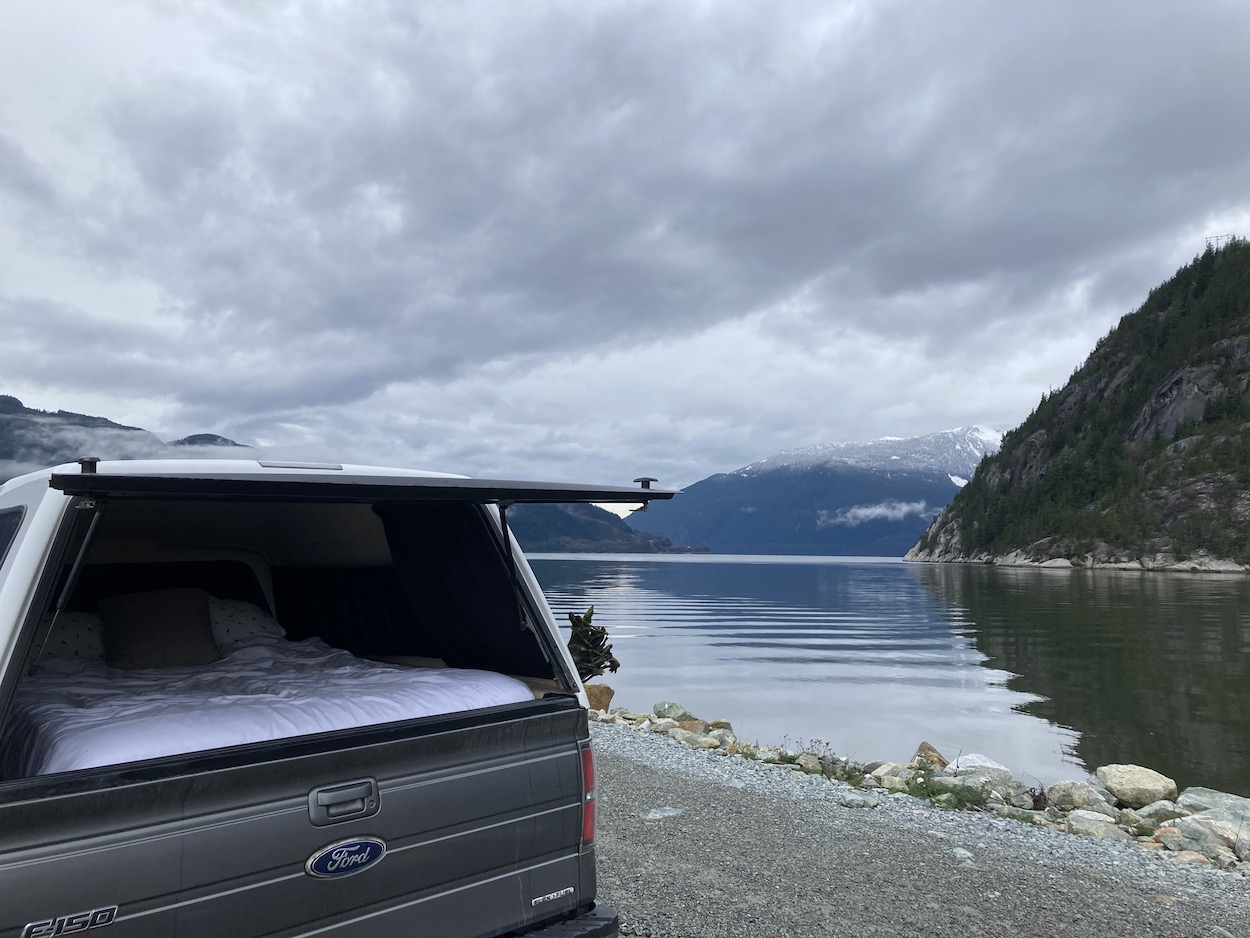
[530,555,1250,795]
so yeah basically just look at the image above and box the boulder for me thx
[709,718,735,732]
[911,741,949,770]
[584,683,615,713]
[1172,815,1244,854]
[1172,850,1214,866]
[1154,826,1187,851]
[1137,800,1189,824]
[652,701,698,722]
[796,753,823,774]
[676,719,711,736]
[1081,800,1119,821]
[1008,791,1037,810]
[927,774,992,798]
[1066,810,1132,841]
[708,728,737,748]
[1116,808,1156,837]
[833,790,882,809]
[1176,787,1250,825]
[870,762,902,781]
[688,734,723,750]
[987,804,1050,826]
[1047,780,1102,810]
[650,718,678,734]
[943,754,1016,788]
[1094,764,1177,808]
[667,728,699,745]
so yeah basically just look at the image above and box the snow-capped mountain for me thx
[738,426,1003,482]
[629,427,1003,556]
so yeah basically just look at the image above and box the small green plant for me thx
[905,770,991,810]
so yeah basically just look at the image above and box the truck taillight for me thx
[580,743,596,848]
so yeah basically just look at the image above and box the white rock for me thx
[944,754,1015,788]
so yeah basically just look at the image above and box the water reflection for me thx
[912,564,1250,795]
[531,555,1083,785]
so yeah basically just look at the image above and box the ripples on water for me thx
[531,555,1085,786]
[532,555,1250,794]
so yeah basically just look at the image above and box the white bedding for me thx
[2,635,534,777]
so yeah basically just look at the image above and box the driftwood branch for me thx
[566,605,620,682]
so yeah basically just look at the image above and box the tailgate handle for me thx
[309,778,380,826]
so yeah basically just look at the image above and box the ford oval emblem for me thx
[305,837,387,879]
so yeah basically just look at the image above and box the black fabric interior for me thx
[276,504,553,678]
[274,566,420,652]
[59,505,555,679]
[67,561,270,613]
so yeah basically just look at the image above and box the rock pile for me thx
[589,700,1250,874]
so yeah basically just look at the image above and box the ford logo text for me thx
[305,837,387,879]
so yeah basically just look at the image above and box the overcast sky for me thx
[1,1,1247,489]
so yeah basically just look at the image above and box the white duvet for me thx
[2,636,534,777]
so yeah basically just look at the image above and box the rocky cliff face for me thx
[908,240,1250,571]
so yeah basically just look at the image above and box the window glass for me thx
[0,508,23,569]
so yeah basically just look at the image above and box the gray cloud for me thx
[1,0,1247,487]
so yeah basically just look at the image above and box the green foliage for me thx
[940,239,1250,562]
[566,606,620,682]
[904,769,991,810]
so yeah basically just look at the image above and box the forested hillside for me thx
[909,240,1250,568]
[506,502,697,553]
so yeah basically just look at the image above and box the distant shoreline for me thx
[903,553,1250,574]
[527,552,907,564]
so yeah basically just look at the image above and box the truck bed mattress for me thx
[2,636,535,777]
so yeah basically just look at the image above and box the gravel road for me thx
[590,723,1249,938]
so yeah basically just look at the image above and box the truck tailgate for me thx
[0,699,594,938]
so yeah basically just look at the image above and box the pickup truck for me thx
[0,458,671,938]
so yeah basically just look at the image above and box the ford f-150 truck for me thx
[0,458,671,938]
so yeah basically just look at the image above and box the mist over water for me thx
[531,555,1250,794]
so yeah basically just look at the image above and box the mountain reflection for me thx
[532,556,1084,785]
[911,564,1250,796]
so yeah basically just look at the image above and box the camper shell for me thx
[0,458,671,938]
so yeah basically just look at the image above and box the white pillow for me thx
[45,611,105,660]
[209,597,285,648]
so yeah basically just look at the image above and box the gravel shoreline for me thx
[590,722,1249,938]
